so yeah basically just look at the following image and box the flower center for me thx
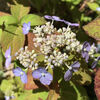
[20,72,23,75]
[41,73,45,77]
[84,48,87,51]
[69,66,72,70]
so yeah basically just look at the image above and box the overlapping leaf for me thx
[83,17,100,40]
[0,15,18,25]
[1,25,25,56]
[11,4,30,20]
[59,81,89,100]
[20,14,46,26]
[87,2,99,11]
[72,67,92,85]
[0,46,5,70]
[13,90,48,100]
[0,79,14,93]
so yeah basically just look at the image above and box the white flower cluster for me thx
[33,22,57,36]
[44,50,68,69]
[89,43,97,57]
[33,22,82,54]
[15,46,38,69]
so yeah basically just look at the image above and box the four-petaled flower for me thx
[81,41,90,63]
[22,22,31,35]
[64,61,80,81]
[13,67,27,83]
[91,57,100,69]
[5,47,12,68]
[44,15,79,26]
[32,67,53,85]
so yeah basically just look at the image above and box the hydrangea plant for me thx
[2,15,99,100]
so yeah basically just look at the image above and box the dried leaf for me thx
[83,17,100,41]
[46,90,60,100]
[94,68,100,100]
[24,68,38,90]
[27,32,40,52]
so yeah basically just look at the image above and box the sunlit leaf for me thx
[1,25,25,56]
[0,45,5,70]
[83,17,100,40]
[0,15,18,25]
[13,89,48,100]
[20,14,46,26]
[61,0,81,5]
[0,79,14,93]
[87,2,99,11]
[11,4,30,20]
[72,66,92,85]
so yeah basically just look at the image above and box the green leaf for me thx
[0,90,4,100]
[37,54,45,62]
[0,79,14,94]
[0,46,5,70]
[83,17,100,40]
[59,81,89,100]
[72,64,92,85]
[81,14,92,22]
[11,4,30,20]
[0,15,18,25]
[0,29,2,43]
[94,53,100,57]
[14,77,24,90]
[48,67,53,76]
[1,25,25,55]
[13,90,48,100]
[87,2,99,11]
[61,0,81,5]
[20,14,46,26]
